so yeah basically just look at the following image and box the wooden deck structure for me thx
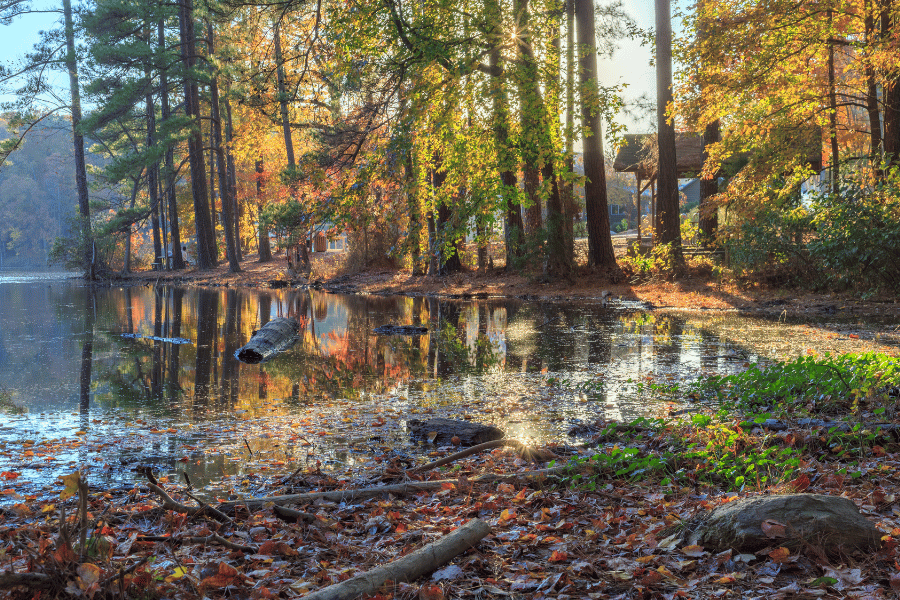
[612,130,823,247]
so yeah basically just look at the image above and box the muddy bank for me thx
[105,251,900,321]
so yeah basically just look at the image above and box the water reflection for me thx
[0,281,771,493]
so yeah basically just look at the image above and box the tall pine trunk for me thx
[208,21,240,272]
[514,0,543,236]
[486,0,524,269]
[256,158,273,261]
[563,0,576,265]
[654,0,682,256]
[179,0,216,269]
[576,0,618,271]
[64,0,93,279]
[161,18,185,269]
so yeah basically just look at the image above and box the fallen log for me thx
[300,518,490,600]
[216,466,568,511]
[408,418,504,446]
[235,317,299,364]
[373,324,429,336]
[0,573,53,591]
[682,493,881,555]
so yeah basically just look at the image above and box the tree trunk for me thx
[864,2,883,181]
[544,8,572,279]
[161,19,184,270]
[577,0,618,271]
[208,21,240,273]
[881,0,900,167]
[827,9,840,194]
[654,0,682,257]
[699,119,719,245]
[225,98,242,262]
[514,0,543,236]
[563,0,576,265]
[63,0,93,279]
[145,34,162,269]
[274,22,296,169]
[486,0,524,269]
[179,0,216,269]
[256,158,273,261]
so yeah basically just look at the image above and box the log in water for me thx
[235,317,299,364]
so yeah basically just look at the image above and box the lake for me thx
[0,275,892,499]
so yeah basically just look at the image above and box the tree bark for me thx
[485,0,524,268]
[827,9,840,194]
[699,119,719,245]
[274,22,296,169]
[515,0,543,236]
[179,0,216,269]
[161,19,184,269]
[544,9,572,278]
[208,21,240,273]
[577,0,618,272]
[256,158,273,261]
[236,317,300,364]
[881,0,900,167]
[63,0,93,279]
[864,1,883,180]
[563,0,577,265]
[300,520,490,600]
[654,0,682,256]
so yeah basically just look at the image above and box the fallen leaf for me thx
[681,544,706,557]
[418,583,443,600]
[548,550,568,562]
[769,547,791,562]
[200,562,240,588]
[761,519,787,538]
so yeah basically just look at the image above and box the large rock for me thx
[684,493,881,554]
[407,418,504,446]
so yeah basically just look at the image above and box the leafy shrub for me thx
[724,203,811,284]
[808,184,900,290]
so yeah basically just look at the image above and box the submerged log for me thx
[683,493,881,555]
[235,317,299,364]
[408,418,504,446]
[373,324,429,336]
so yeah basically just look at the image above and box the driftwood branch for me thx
[273,504,318,523]
[0,572,53,590]
[146,483,233,523]
[300,518,491,600]
[136,534,256,553]
[217,467,568,511]
[408,439,523,473]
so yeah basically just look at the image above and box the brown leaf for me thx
[761,519,787,539]
[787,473,810,492]
[418,583,444,600]
[200,561,240,588]
[890,572,900,593]
[257,540,298,557]
[768,547,791,563]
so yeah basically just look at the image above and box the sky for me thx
[0,0,661,133]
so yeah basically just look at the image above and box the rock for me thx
[683,493,881,555]
[407,418,504,446]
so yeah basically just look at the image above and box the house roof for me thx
[613,133,704,179]
[613,129,823,179]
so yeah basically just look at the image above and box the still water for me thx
[0,275,864,498]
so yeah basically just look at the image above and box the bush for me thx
[808,184,900,290]
[724,203,811,285]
